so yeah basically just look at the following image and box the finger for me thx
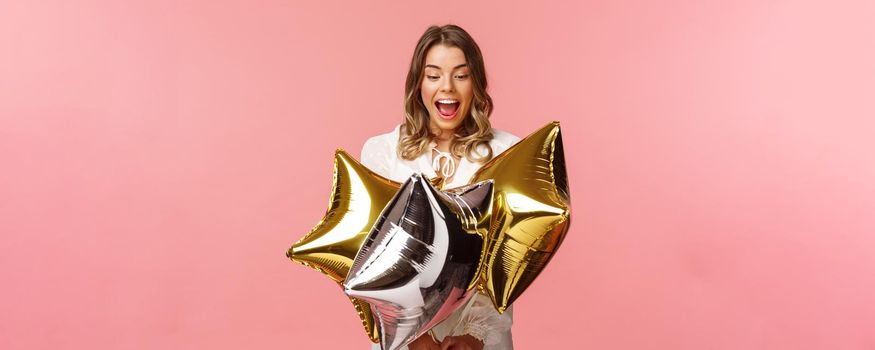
[440,336,456,350]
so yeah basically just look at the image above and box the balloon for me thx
[344,174,493,350]
[470,121,571,313]
[286,121,572,344]
[286,149,399,342]
[286,149,446,342]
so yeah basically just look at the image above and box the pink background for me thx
[2,0,874,349]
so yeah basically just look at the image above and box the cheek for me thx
[461,85,474,107]
[420,85,434,106]
[459,80,473,98]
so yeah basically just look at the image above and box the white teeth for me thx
[437,99,459,104]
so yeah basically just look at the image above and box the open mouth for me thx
[435,99,460,120]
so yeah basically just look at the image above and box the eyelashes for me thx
[426,74,469,81]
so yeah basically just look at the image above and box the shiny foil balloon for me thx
[286,149,400,342]
[470,121,571,313]
[344,174,493,350]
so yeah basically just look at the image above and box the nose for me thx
[439,76,455,92]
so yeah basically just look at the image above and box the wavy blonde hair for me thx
[398,24,494,163]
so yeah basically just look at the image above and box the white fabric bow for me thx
[431,147,456,178]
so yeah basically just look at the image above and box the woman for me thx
[361,24,518,350]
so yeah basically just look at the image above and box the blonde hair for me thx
[398,24,494,163]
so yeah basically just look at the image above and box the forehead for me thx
[424,44,467,69]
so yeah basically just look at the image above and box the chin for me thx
[430,117,465,134]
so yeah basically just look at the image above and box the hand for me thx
[440,334,484,350]
[407,333,442,350]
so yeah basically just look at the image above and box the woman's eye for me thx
[455,74,469,80]
[427,75,439,80]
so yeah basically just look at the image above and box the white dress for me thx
[361,124,520,350]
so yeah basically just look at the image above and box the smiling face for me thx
[420,44,474,137]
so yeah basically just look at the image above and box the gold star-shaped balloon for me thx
[286,149,399,342]
[470,121,571,313]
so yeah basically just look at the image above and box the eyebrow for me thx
[425,63,468,70]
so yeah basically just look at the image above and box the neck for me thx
[434,132,454,142]
[433,136,454,152]
[429,124,456,149]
